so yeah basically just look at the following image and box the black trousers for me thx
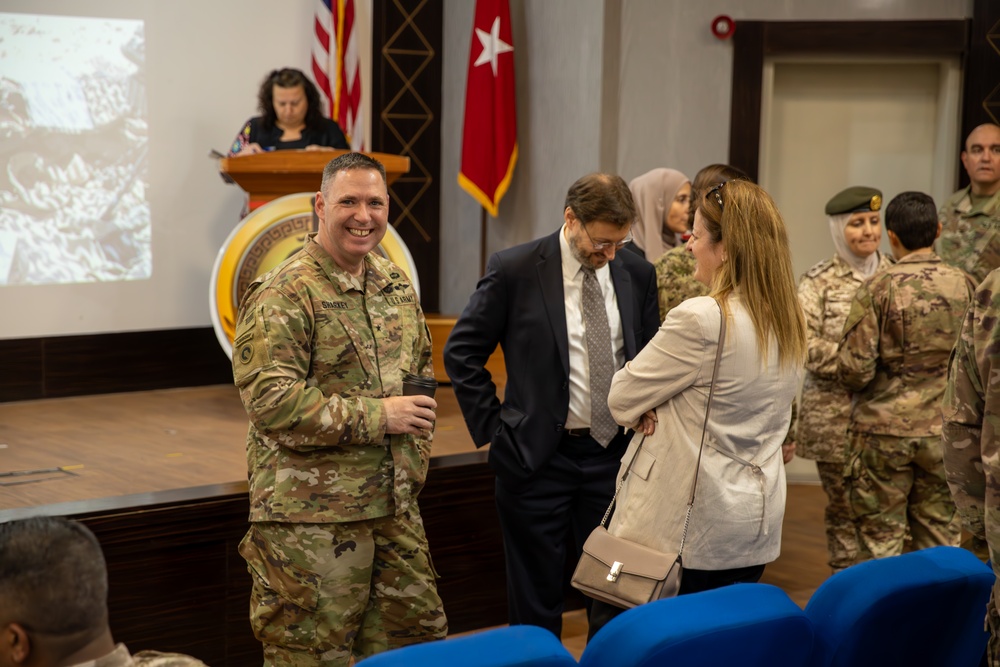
[494,430,629,636]
[587,563,767,640]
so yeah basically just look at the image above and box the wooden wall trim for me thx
[729,22,765,182]
[0,454,510,666]
[729,19,970,183]
[760,20,968,56]
[371,0,443,312]
[960,0,1000,189]
[0,327,233,402]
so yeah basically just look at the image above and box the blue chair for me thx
[579,583,814,667]
[805,546,994,667]
[358,625,578,667]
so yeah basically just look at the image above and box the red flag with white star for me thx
[458,0,518,217]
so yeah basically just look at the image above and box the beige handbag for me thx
[571,304,726,609]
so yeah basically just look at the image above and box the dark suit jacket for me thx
[443,229,660,483]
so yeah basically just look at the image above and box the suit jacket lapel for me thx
[537,231,570,378]
[610,258,637,359]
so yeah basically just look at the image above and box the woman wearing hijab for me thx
[794,186,893,573]
[625,168,691,263]
[653,164,749,321]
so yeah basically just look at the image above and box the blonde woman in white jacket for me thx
[588,179,806,636]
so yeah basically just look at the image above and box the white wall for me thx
[439,0,972,314]
[440,0,610,311]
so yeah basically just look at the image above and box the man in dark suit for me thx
[444,173,660,636]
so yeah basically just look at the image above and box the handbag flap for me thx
[581,527,678,579]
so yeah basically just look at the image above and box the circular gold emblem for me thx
[210,193,420,355]
[239,344,254,364]
[870,194,882,211]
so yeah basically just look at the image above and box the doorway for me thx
[758,57,962,483]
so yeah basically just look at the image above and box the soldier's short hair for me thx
[0,516,108,636]
[689,163,751,229]
[885,191,938,251]
[564,173,636,229]
[321,152,387,193]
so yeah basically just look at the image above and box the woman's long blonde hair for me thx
[699,179,806,368]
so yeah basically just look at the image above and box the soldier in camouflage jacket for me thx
[232,154,446,666]
[937,123,1000,285]
[653,245,709,321]
[838,191,972,563]
[797,186,892,571]
[943,266,1000,667]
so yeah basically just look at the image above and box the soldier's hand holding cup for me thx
[384,373,438,436]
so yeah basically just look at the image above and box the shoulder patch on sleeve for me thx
[232,306,270,386]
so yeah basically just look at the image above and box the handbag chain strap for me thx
[599,300,728,560]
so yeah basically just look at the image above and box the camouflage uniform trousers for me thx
[815,460,859,571]
[846,432,961,561]
[989,583,1000,667]
[239,507,448,666]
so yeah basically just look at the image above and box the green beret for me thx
[824,186,882,215]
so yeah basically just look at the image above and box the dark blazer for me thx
[444,229,660,483]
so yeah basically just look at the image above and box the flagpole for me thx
[479,206,488,276]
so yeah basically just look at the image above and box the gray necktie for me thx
[580,266,618,447]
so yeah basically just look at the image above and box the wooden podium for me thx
[219,150,410,205]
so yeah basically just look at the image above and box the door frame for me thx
[728,20,968,184]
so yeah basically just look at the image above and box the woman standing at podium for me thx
[229,68,349,156]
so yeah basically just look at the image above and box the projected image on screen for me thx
[0,13,149,285]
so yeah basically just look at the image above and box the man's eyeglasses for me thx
[579,220,632,251]
[706,182,725,210]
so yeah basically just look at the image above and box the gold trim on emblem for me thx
[210,193,421,356]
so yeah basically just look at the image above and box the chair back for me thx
[805,546,994,667]
[580,583,814,667]
[358,625,578,667]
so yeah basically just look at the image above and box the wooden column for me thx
[959,0,1000,189]
[371,0,444,312]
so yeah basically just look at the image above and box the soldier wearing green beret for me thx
[938,123,1000,284]
[794,185,893,571]
[838,191,973,562]
[232,153,447,665]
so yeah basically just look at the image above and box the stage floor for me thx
[0,383,832,614]
[0,384,479,510]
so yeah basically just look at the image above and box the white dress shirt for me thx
[559,224,625,430]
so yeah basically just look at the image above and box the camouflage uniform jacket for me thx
[937,186,1000,285]
[71,644,208,667]
[837,250,973,436]
[653,245,708,322]
[942,268,1000,568]
[796,252,893,461]
[233,235,434,524]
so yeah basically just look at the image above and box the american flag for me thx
[312,0,364,150]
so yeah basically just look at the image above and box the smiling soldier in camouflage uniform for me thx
[838,191,972,562]
[796,186,893,571]
[232,153,447,666]
[943,266,1000,666]
[938,123,1000,285]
